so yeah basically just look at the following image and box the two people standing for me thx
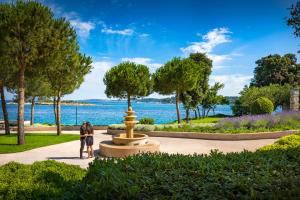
[80,121,94,159]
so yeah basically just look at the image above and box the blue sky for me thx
[3,0,299,99]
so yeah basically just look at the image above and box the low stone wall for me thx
[107,128,298,141]
[9,125,108,132]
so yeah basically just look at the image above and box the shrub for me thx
[0,160,85,200]
[217,111,300,132]
[109,111,300,133]
[1,135,300,199]
[139,117,155,125]
[108,124,126,130]
[260,133,300,150]
[135,124,155,132]
[250,97,274,114]
[108,124,155,132]
[78,148,300,199]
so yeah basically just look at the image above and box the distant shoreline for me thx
[7,102,95,106]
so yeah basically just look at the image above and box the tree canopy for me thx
[250,54,300,87]
[0,1,54,144]
[232,84,291,116]
[287,1,300,38]
[45,19,92,135]
[0,2,93,138]
[201,83,227,117]
[104,61,152,108]
[153,57,202,123]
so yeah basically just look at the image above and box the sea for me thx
[0,100,232,125]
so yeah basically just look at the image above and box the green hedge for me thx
[250,97,274,114]
[77,136,300,199]
[0,160,85,200]
[1,134,300,199]
[260,133,300,150]
[139,117,155,125]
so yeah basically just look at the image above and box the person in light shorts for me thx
[85,121,94,158]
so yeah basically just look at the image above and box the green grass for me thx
[0,134,79,154]
[170,116,225,124]
[188,117,222,124]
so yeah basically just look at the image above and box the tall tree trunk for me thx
[194,110,197,119]
[30,96,36,126]
[17,65,25,145]
[53,96,57,124]
[206,108,211,117]
[56,92,61,135]
[0,82,10,135]
[202,108,206,118]
[127,94,131,109]
[175,92,181,124]
[197,106,201,118]
[185,109,190,123]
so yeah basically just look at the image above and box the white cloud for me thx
[69,19,95,39]
[101,27,134,36]
[139,33,150,37]
[64,60,114,100]
[181,28,232,68]
[48,3,95,39]
[208,54,232,66]
[121,57,151,64]
[121,57,162,72]
[210,74,252,96]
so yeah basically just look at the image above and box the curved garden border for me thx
[9,125,108,132]
[106,128,298,141]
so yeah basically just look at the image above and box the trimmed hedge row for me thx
[0,160,85,200]
[78,149,300,199]
[0,134,299,199]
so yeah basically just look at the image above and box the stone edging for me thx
[106,128,298,141]
[10,125,108,131]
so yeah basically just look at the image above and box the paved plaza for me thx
[0,130,276,168]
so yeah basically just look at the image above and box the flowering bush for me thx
[217,111,300,131]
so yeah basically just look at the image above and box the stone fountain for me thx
[99,107,160,158]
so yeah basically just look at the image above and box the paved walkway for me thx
[0,130,276,168]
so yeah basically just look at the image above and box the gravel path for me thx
[0,130,276,168]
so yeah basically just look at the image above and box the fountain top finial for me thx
[128,106,132,111]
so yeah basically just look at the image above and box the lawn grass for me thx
[169,117,223,125]
[0,133,79,154]
[188,117,222,124]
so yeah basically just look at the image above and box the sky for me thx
[2,0,300,100]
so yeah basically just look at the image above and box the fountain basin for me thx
[99,140,160,158]
[113,133,148,146]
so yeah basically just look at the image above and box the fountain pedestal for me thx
[99,107,160,158]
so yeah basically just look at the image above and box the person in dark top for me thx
[80,121,87,159]
[85,121,94,158]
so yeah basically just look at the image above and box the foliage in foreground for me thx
[79,144,300,199]
[260,133,300,150]
[0,160,85,200]
[0,134,299,199]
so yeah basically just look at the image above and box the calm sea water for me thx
[0,100,232,125]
